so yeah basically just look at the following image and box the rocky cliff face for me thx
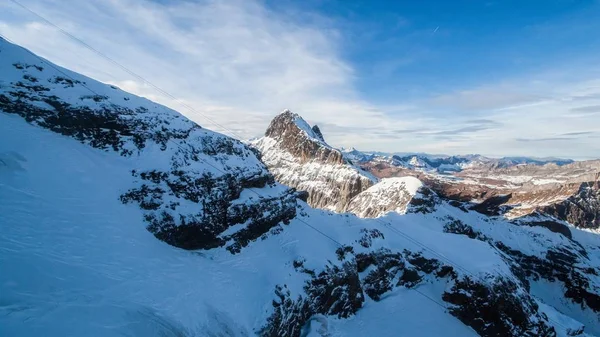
[539,180,600,230]
[251,110,376,212]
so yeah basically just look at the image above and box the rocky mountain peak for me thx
[253,111,430,217]
[311,124,325,142]
[251,111,377,211]
[263,110,343,165]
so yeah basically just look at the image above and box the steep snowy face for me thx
[347,177,424,218]
[0,37,299,252]
[252,110,376,212]
[2,38,600,337]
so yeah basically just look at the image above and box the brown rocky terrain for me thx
[362,159,600,229]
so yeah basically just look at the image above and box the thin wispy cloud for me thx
[561,131,596,136]
[429,87,548,111]
[0,0,599,159]
[571,105,600,113]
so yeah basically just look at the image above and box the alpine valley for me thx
[1,37,599,337]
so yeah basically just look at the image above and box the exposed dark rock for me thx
[260,262,364,337]
[122,169,298,252]
[397,269,421,288]
[496,243,600,313]
[522,220,572,239]
[443,277,556,337]
[444,219,483,240]
[540,181,600,229]
[470,194,513,216]
[0,91,199,156]
[356,228,385,248]
[311,125,325,142]
[443,217,600,315]
[407,186,440,214]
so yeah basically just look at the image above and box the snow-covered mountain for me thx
[363,156,600,230]
[346,177,424,218]
[251,112,430,218]
[1,38,600,337]
[342,148,575,173]
[251,110,377,212]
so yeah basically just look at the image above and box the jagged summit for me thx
[253,111,434,217]
[265,109,329,148]
[263,110,345,164]
[252,110,376,211]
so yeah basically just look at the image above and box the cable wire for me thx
[8,0,244,141]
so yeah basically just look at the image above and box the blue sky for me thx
[275,0,600,100]
[1,0,599,158]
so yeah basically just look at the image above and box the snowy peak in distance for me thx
[340,148,575,174]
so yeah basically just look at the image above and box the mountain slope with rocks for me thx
[251,111,432,218]
[1,38,600,337]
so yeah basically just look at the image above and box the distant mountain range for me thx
[341,148,574,173]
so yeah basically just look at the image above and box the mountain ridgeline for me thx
[1,38,600,337]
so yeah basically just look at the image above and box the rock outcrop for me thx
[540,180,600,230]
[0,38,300,253]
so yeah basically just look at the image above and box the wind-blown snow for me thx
[375,177,423,195]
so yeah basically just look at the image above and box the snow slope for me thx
[346,177,423,218]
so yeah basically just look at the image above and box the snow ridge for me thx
[346,177,423,218]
